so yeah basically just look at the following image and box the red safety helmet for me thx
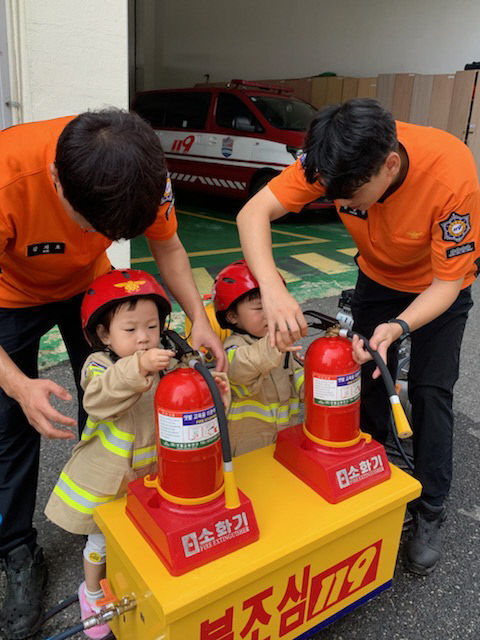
[212,260,261,329]
[81,269,171,346]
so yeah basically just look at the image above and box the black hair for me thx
[87,295,168,351]
[303,98,398,200]
[222,289,261,332]
[55,109,167,240]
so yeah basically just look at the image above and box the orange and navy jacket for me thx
[269,121,480,293]
[0,116,177,307]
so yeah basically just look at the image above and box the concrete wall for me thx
[4,0,131,265]
[5,0,129,123]
[136,0,480,90]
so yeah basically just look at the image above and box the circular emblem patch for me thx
[440,212,471,244]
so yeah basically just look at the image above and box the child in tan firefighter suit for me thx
[212,259,304,456]
[45,269,229,639]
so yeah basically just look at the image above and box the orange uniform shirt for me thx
[0,116,177,307]
[269,122,480,293]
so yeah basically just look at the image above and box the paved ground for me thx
[8,194,480,639]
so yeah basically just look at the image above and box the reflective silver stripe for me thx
[53,472,114,514]
[228,398,300,425]
[82,418,134,458]
[132,445,157,469]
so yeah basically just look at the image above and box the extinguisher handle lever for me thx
[161,329,197,360]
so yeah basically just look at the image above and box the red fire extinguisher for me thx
[304,335,362,447]
[154,366,224,503]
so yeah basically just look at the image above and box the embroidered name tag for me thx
[446,241,475,258]
[27,243,66,256]
[339,206,368,219]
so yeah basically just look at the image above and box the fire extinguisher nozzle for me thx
[224,469,241,509]
[390,397,413,439]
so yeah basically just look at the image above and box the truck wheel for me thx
[249,171,278,197]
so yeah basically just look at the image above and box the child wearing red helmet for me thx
[45,269,227,638]
[212,260,304,456]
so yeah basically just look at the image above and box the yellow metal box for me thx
[94,445,421,640]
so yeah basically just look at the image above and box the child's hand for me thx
[139,348,175,376]
[273,331,303,354]
[212,372,231,413]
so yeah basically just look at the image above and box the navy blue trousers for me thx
[0,293,89,556]
[350,270,473,506]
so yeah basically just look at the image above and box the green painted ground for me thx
[39,198,357,369]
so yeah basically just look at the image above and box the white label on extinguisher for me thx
[312,370,361,406]
[158,406,220,449]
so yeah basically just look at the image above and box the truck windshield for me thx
[249,96,316,131]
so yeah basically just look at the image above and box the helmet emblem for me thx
[114,280,146,293]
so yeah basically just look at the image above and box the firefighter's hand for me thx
[212,371,231,412]
[262,283,307,349]
[16,378,76,439]
[274,331,303,354]
[351,323,399,379]
[140,348,175,375]
[190,319,227,372]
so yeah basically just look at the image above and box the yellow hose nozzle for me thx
[224,468,241,509]
[390,397,413,439]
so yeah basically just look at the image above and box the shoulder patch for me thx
[85,360,108,379]
[160,173,175,220]
[440,212,471,244]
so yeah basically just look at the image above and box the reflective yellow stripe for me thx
[82,418,134,458]
[132,444,157,469]
[227,348,237,363]
[53,472,115,514]
[230,382,250,397]
[294,370,304,394]
[85,361,108,381]
[53,486,93,514]
[228,398,300,425]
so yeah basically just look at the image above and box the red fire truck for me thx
[132,79,331,207]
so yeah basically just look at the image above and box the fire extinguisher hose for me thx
[189,360,241,509]
[340,329,413,440]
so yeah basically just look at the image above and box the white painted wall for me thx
[5,0,129,123]
[137,0,480,90]
[4,0,130,266]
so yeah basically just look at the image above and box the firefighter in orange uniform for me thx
[0,111,225,639]
[236,98,480,577]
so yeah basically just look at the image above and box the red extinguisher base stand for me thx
[274,423,391,503]
[126,476,259,576]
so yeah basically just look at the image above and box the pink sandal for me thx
[78,581,111,639]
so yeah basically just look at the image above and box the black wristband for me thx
[387,318,410,341]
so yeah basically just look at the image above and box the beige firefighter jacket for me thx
[224,332,304,456]
[45,350,160,535]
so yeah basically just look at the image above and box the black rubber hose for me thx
[193,361,232,464]
[42,622,85,640]
[388,413,414,471]
[40,594,78,624]
[345,329,414,472]
[346,329,396,396]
